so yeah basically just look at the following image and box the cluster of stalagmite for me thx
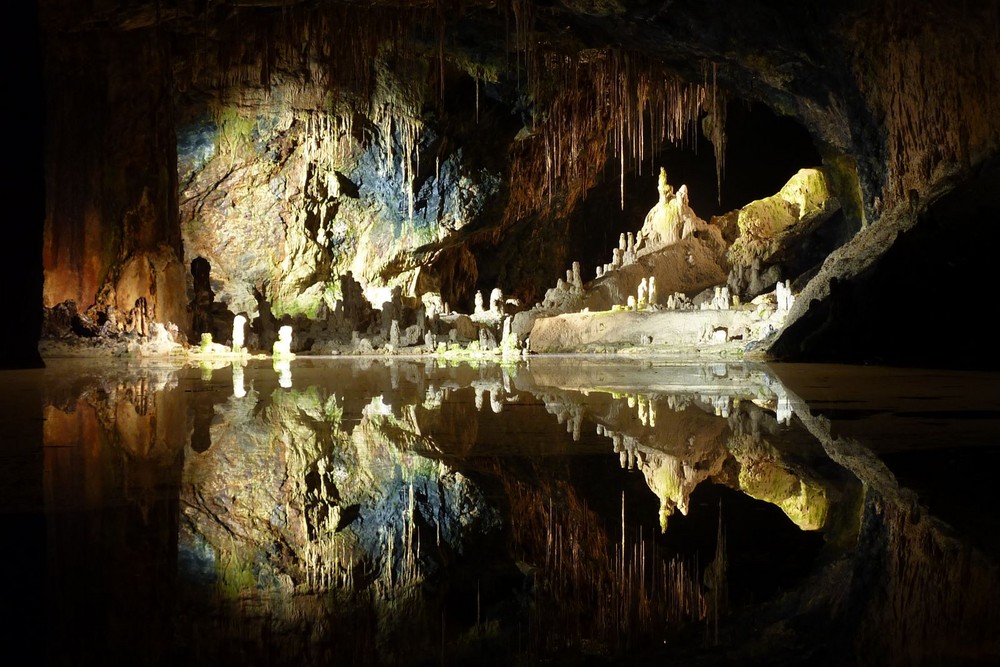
[182,267,528,360]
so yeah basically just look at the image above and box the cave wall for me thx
[41,22,188,334]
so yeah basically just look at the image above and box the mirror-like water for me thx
[5,358,999,665]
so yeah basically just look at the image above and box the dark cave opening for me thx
[773,158,1000,370]
[4,0,44,368]
[563,100,823,287]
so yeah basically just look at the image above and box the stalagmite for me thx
[776,280,794,312]
[474,291,485,314]
[389,320,400,348]
[648,276,657,308]
[232,314,246,353]
[489,288,504,314]
[500,315,518,356]
[572,261,582,289]
[273,325,295,358]
[637,278,648,310]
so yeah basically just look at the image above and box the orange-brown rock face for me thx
[41,28,188,333]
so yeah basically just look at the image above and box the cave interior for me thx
[7,0,1000,368]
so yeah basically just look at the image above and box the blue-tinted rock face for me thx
[350,125,501,243]
[177,117,218,184]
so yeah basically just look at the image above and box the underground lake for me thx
[3,357,998,666]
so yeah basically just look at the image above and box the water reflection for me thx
[36,358,1000,665]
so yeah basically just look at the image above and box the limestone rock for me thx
[726,168,840,299]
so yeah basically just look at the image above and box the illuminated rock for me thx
[726,169,840,299]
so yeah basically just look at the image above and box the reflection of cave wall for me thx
[772,159,1000,369]
[664,483,825,607]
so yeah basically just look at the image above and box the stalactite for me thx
[706,62,727,206]
[501,48,724,233]
[852,0,1000,214]
[510,0,535,92]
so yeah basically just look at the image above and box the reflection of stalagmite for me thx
[646,455,692,532]
[274,358,292,388]
[490,388,503,414]
[232,360,246,398]
[776,394,792,425]
[711,395,730,418]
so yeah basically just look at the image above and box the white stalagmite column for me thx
[232,314,247,352]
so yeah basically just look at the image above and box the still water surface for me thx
[6,357,1000,665]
